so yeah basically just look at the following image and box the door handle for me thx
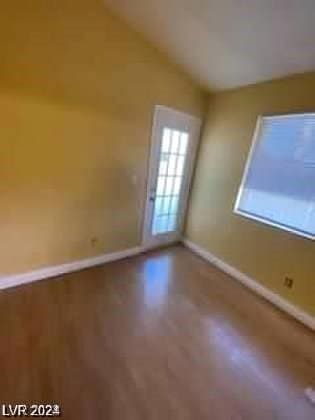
[149,196,155,202]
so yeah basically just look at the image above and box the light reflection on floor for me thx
[141,256,172,308]
[204,317,293,396]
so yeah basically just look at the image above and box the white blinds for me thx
[235,114,315,240]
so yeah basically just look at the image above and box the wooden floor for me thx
[0,245,314,419]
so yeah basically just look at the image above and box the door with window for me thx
[143,106,201,248]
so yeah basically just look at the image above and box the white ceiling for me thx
[104,0,315,91]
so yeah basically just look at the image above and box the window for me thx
[234,114,315,240]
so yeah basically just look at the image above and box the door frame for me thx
[142,105,202,249]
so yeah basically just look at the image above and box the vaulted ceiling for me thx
[104,0,315,91]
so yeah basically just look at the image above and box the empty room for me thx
[1,1,314,419]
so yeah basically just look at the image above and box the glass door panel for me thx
[152,129,190,235]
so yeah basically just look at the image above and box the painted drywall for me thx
[186,72,315,317]
[0,0,206,275]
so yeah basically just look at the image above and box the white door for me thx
[143,106,201,248]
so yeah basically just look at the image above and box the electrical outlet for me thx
[90,237,98,247]
[284,277,294,289]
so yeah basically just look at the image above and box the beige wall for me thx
[186,73,315,317]
[0,0,206,275]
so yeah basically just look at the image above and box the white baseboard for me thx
[0,246,144,291]
[183,239,315,331]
